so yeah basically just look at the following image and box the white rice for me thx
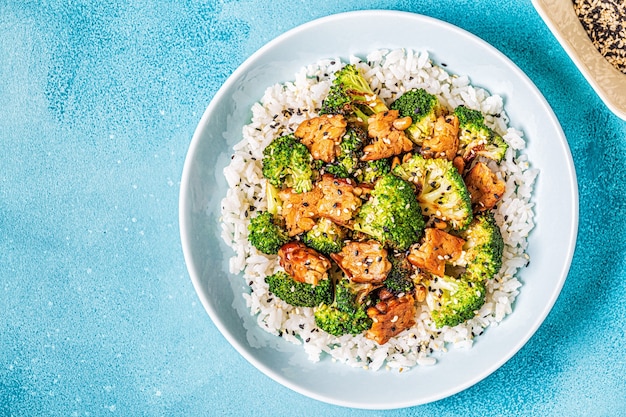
[220,48,538,371]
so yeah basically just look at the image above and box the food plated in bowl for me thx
[223,51,535,369]
[179,10,578,409]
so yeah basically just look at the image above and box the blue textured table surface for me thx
[2,1,625,416]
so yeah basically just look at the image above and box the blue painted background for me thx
[1,1,625,416]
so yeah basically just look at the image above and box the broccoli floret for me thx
[354,158,391,184]
[314,304,372,337]
[320,64,388,126]
[265,271,333,307]
[302,217,346,256]
[265,181,282,215]
[334,278,374,313]
[459,211,504,282]
[262,134,316,193]
[384,253,415,296]
[247,211,289,255]
[392,153,472,231]
[483,133,509,162]
[323,125,366,178]
[314,278,373,336]
[390,88,445,145]
[352,173,425,251]
[426,275,486,328]
[453,106,508,163]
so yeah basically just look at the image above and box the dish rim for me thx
[179,9,579,409]
[532,0,626,121]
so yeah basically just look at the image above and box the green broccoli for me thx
[323,125,366,178]
[459,211,504,282]
[426,275,486,328]
[262,134,316,193]
[247,211,289,255]
[319,64,388,126]
[453,105,508,163]
[384,253,415,296]
[354,158,391,184]
[352,173,425,251]
[264,181,282,215]
[301,217,347,256]
[389,88,445,145]
[314,278,374,336]
[314,304,371,337]
[392,153,473,231]
[265,271,333,308]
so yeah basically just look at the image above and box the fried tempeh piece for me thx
[278,187,322,236]
[316,174,363,225]
[421,114,459,160]
[464,161,506,212]
[278,241,331,286]
[407,228,466,277]
[295,114,347,163]
[330,240,392,284]
[361,110,414,161]
[366,291,416,345]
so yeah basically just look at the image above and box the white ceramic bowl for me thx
[179,10,578,409]
[532,0,626,121]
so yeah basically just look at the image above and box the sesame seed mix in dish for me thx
[220,48,538,371]
[573,0,626,74]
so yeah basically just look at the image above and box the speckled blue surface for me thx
[1,1,625,416]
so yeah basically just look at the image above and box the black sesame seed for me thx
[574,0,626,73]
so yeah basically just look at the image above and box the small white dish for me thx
[179,10,579,409]
[532,0,626,121]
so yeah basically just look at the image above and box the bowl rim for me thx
[179,9,579,409]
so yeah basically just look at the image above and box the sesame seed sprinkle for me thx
[573,0,626,73]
